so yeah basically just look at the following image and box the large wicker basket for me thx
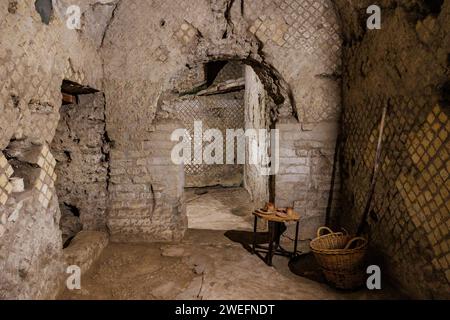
[310,227,368,272]
[322,268,365,290]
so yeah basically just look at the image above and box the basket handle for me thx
[317,226,334,238]
[344,237,367,250]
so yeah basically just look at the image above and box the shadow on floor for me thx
[225,230,327,283]
[224,222,288,251]
[224,230,269,254]
[288,253,327,284]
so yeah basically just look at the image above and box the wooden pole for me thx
[357,105,388,236]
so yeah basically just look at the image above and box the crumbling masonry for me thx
[0,0,448,299]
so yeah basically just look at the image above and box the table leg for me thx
[252,215,258,254]
[293,221,300,257]
[266,222,275,266]
[274,222,281,250]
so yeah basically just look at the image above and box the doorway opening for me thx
[51,80,109,248]
[167,61,273,231]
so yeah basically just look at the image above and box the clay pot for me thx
[265,202,276,212]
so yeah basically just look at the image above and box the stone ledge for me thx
[63,231,109,274]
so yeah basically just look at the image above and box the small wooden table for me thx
[252,211,301,266]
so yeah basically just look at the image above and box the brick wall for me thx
[276,120,340,246]
[107,119,187,242]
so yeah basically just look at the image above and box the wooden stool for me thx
[252,210,301,266]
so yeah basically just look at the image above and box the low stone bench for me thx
[64,231,109,274]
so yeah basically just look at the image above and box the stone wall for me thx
[171,93,245,189]
[276,119,340,245]
[334,0,450,299]
[1,0,448,301]
[0,0,114,299]
[51,93,109,243]
[107,118,187,243]
[102,0,342,242]
[244,66,270,208]
[0,0,343,299]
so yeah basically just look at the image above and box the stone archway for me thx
[103,0,342,246]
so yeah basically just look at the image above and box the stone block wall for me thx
[107,119,187,242]
[50,93,109,241]
[334,0,450,299]
[276,120,340,243]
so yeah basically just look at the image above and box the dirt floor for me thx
[185,187,255,231]
[58,229,404,300]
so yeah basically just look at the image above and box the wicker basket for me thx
[310,227,368,272]
[322,268,365,290]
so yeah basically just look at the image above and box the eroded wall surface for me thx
[1,0,343,299]
[334,0,450,298]
[51,93,109,241]
[244,66,270,208]
[0,0,113,299]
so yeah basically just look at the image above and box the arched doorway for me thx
[152,59,287,232]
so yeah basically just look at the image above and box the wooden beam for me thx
[61,80,99,95]
[62,93,77,105]
[196,78,245,96]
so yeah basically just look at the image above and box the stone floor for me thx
[58,229,403,300]
[186,187,255,231]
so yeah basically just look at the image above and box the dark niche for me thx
[35,0,53,25]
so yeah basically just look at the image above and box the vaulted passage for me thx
[0,0,449,301]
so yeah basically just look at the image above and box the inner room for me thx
[171,61,272,231]
[0,0,448,303]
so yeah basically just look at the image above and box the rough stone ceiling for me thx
[98,0,340,121]
[35,0,425,125]
[45,0,448,47]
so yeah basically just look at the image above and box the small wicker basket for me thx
[310,227,368,272]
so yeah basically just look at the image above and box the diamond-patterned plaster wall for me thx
[243,0,342,123]
[0,153,14,206]
[1,0,343,299]
[0,1,107,299]
[336,0,450,299]
[172,94,245,188]
[0,1,105,149]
